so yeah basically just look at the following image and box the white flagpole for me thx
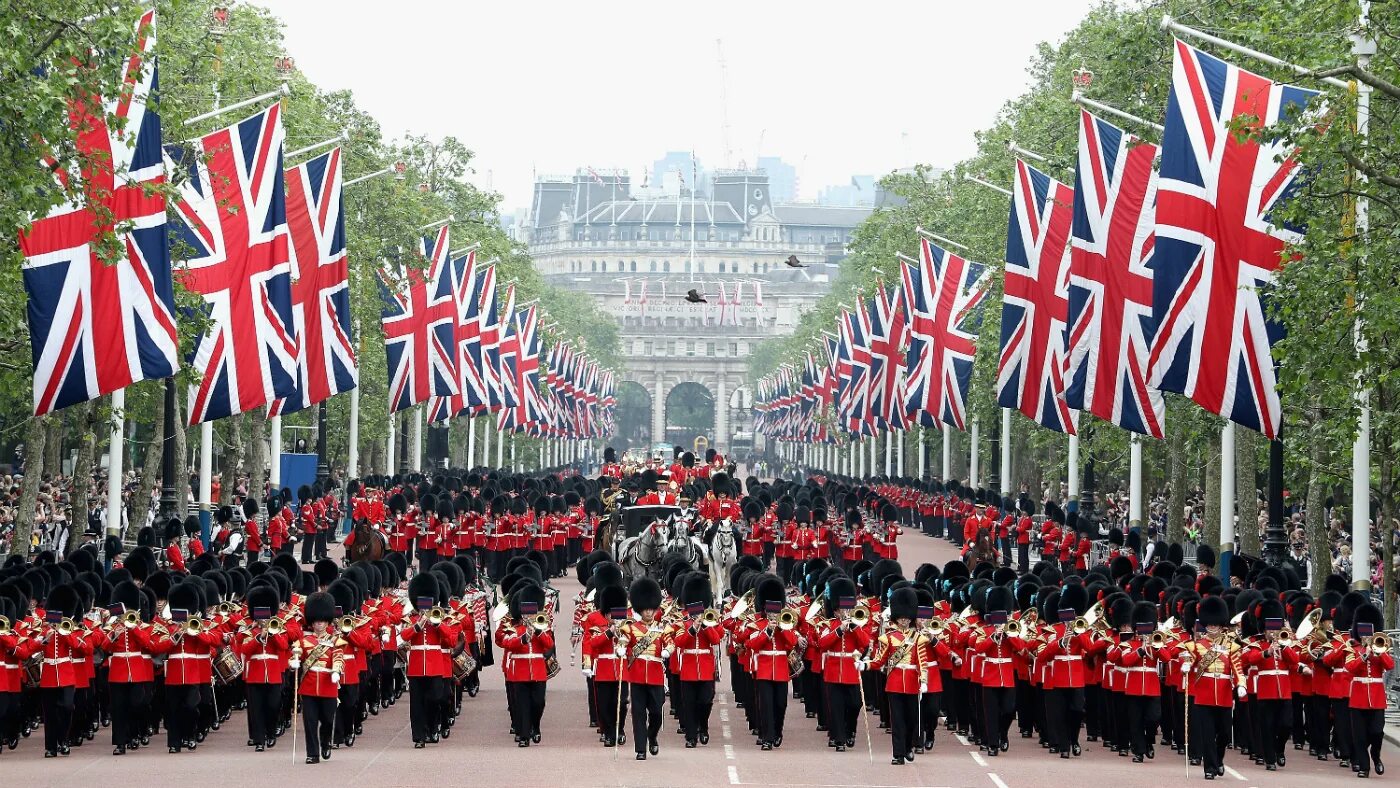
[410,407,423,472]
[917,429,926,479]
[1129,435,1143,530]
[269,415,282,488]
[1067,435,1080,503]
[482,414,492,469]
[467,415,476,469]
[969,418,980,488]
[1000,408,1013,496]
[1220,423,1236,569]
[199,421,213,542]
[884,429,894,477]
[495,417,505,468]
[106,389,126,536]
[386,412,397,475]
[896,429,905,477]
[347,382,360,478]
[942,424,951,481]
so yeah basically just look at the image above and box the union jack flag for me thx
[495,284,517,410]
[378,226,458,413]
[428,251,478,423]
[173,103,296,424]
[901,237,988,431]
[271,147,355,416]
[997,159,1077,434]
[1066,111,1164,438]
[1148,41,1316,439]
[838,306,874,435]
[865,284,909,430]
[19,10,177,416]
[478,263,503,411]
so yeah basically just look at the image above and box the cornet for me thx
[530,612,551,632]
[777,608,799,631]
[1370,632,1392,656]
[1071,617,1090,635]
[265,617,286,636]
[1150,630,1169,649]
[185,618,204,636]
[56,618,78,636]
[700,609,721,627]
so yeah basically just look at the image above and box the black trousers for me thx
[246,682,281,744]
[1045,686,1085,752]
[678,680,714,742]
[1253,697,1288,765]
[108,682,151,747]
[1333,697,1354,761]
[300,534,315,563]
[630,683,665,752]
[1307,693,1331,754]
[164,684,199,748]
[301,695,335,758]
[1352,707,1385,773]
[1191,703,1231,774]
[595,680,628,741]
[919,690,941,746]
[825,682,859,745]
[419,548,438,573]
[41,686,75,752]
[754,679,788,744]
[335,684,360,743]
[888,692,918,758]
[1123,694,1161,756]
[509,680,546,740]
[1017,543,1029,572]
[315,530,329,559]
[982,686,1015,751]
[408,676,444,742]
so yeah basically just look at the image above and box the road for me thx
[4,519,1391,787]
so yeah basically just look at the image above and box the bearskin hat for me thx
[628,577,663,613]
[166,582,200,619]
[596,584,629,617]
[889,586,918,622]
[510,581,546,620]
[1197,595,1230,627]
[406,573,440,610]
[302,591,336,624]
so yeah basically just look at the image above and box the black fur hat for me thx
[1198,595,1229,627]
[680,573,713,609]
[1195,544,1216,570]
[304,591,337,624]
[510,581,546,619]
[247,584,280,617]
[596,584,629,616]
[985,585,1014,614]
[314,559,340,588]
[167,582,200,618]
[754,574,786,612]
[628,577,663,613]
[889,586,918,622]
[406,573,440,610]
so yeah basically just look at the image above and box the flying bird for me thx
[685,289,707,303]
[785,254,805,268]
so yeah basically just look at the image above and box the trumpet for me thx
[849,605,871,628]
[55,618,78,636]
[1150,630,1169,649]
[184,618,205,636]
[1371,632,1392,655]
[265,617,286,636]
[777,608,799,631]
[424,606,448,626]
[1071,617,1090,635]
[1003,619,1025,639]
[530,612,551,632]
[700,608,721,627]
[216,601,236,616]
[337,615,365,634]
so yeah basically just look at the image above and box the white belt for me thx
[111,652,148,660]
[826,651,859,658]
[0,662,16,669]
[512,653,544,659]
[1124,666,1157,673]
[409,645,439,652]
[757,650,787,657]
[682,649,710,655]
[594,654,617,661]
[1199,672,1230,680]
[984,658,1013,664]
[1053,655,1082,661]
[1257,669,1289,677]
[308,666,335,674]
[249,654,279,661]
[167,653,210,660]
[636,655,663,663]
[1354,677,1383,684]
[43,657,72,665]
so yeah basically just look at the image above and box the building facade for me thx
[523,168,870,456]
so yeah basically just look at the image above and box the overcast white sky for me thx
[260,0,1100,215]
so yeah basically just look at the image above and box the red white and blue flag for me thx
[997,159,1077,434]
[901,237,988,431]
[478,262,503,411]
[174,103,296,424]
[378,226,458,413]
[1148,41,1316,439]
[428,250,478,423]
[19,9,178,416]
[1066,111,1164,438]
[271,147,355,416]
[866,284,909,430]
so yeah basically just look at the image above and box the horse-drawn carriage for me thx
[612,505,707,583]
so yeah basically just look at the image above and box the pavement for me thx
[3,516,1396,786]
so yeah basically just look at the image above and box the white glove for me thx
[331,671,342,684]
[288,659,301,670]
[661,648,673,660]
[581,668,594,678]
[380,634,390,644]
[854,659,867,671]
[615,646,627,658]
[1235,685,1247,699]
[919,682,928,694]
[1180,658,1193,668]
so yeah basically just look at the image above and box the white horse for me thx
[707,521,739,600]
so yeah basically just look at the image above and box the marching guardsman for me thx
[584,584,631,747]
[162,517,187,573]
[267,496,290,556]
[497,581,553,747]
[1105,601,1166,763]
[299,486,319,564]
[816,577,870,752]
[669,574,722,748]
[417,494,443,572]
[400,572,457,748]
[290,592,344,764]
[1036,583,1096,758]
[1180,595,1246,780]
[1238,598,1296,770]
[969,586,1022,758]
[98,581,155,755]
[739,575,798,751]
[327,579,375,749]
[1338,602,1391,778]
[37,584,90,758]
[865,587,925,765]
[618,577,667,759]
[234,583,292,752]
[152,581,222,754]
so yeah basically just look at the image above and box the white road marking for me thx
[970,751,988,767]
[728,765,741,784]
[722,724,732,739]
[1224,766,1246,781]
[720,708,730,722]
[988,774,1010,788]
[725,744,736,760]
[955,733,970,747]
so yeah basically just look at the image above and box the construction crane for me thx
[716,38,734,169]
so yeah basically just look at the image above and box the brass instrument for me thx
[730,588,756,619]
[777,608,799,631]
[849,605,871,627]
[265,617,286,636]
[1371,632,1392,655]
[1003,619,1025,639]
[530,612,551,632]
[1150,630,1169,649]
[426,606,448,626]
[1293,608,1325,646]
[1071,617,1090,635]
[700,608,721,627]
[216,601,235,616]
[184,618,204,636]
[0,616,9,635]
[56,618,78,636]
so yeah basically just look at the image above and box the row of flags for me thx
[621,278,764,325]
[757,39,1316,446]
[17,10,611,444]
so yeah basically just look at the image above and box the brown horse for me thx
[346,520,387,564]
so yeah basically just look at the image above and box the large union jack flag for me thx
[428,250,478,423]
[477,263,503,412]
[1066,111,1165,438]
[174,103,296,424]
[379,226,458,413]
[997,159,1077,434]
[835,307,873,436]
[271,147,355,416]
[1148,41,1316,439]
[865,284,909,430]
[19,10,178,416]
[902,237,988,431]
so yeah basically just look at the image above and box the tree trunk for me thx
[173,388,189,518]
[129,395,165,539]
[221,414,244,506]
[43,413,64,477]
[245,409,267,504]
[10,416,49,556]
[1203,430,1221,550]
[1305,407,1333,591]
[1236,428,1260,556]
[67,402,96,554]
[1168,428,1187,544]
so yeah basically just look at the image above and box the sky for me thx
[260,0,1101,215]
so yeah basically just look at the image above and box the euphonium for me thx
[530,612,551,632]
[777,608,799,630]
